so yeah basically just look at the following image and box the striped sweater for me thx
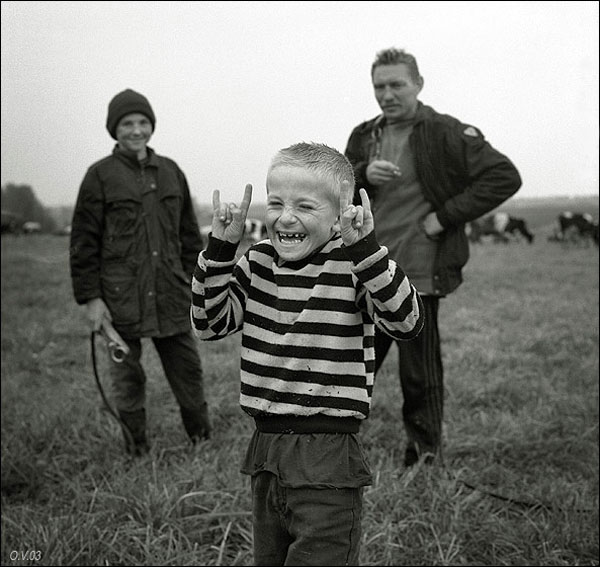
[191,231,423,423]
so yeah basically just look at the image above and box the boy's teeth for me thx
[278,232,306,242]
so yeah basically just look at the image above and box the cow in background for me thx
[467,212,534,244]
[244,218,268,242]
[22,221,42,234]
[554,212,599,246]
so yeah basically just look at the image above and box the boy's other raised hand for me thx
[211,184,253,243]
[339,184,374,246]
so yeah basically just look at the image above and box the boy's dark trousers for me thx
[251,471,362,566]
[374,296,443,465]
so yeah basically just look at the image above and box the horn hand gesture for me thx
[339,184,374,246]
[211,184,253,243]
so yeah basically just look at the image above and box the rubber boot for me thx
[180,403,211,443]
[118,408,149,456]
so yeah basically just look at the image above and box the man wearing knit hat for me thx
[70,88,211,456]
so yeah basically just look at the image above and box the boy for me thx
[191,142,423,565]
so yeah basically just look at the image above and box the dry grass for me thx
[1,231,598,566]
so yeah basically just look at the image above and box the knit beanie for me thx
[106,89,156,139]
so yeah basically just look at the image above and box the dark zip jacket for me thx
[345,102,522,295]
[70,146,203,338]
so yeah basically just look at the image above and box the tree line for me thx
[1,183,57,233]
[1,182,210,235]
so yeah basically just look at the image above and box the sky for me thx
[1,0,598,208]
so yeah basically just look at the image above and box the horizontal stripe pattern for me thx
[191,232,423,421]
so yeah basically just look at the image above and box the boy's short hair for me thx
[268,142,355,201]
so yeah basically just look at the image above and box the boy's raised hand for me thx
[211,184,253,243]
[339,184,374,246]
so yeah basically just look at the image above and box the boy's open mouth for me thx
[277,232,306,244]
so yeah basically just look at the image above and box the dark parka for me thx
[345,102,522,296]
[70,147,203,338]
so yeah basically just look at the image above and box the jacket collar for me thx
[372,101,426,132]
[112,145,159,168]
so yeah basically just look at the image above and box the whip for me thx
[90,321,134,449]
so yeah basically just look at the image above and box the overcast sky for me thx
[1,1,598,207]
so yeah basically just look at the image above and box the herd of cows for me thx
[199,210,599,249]
[466,211,598,246]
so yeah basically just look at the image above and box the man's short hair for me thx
[371,48,421,83]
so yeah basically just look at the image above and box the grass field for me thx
[1,199,598,566]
